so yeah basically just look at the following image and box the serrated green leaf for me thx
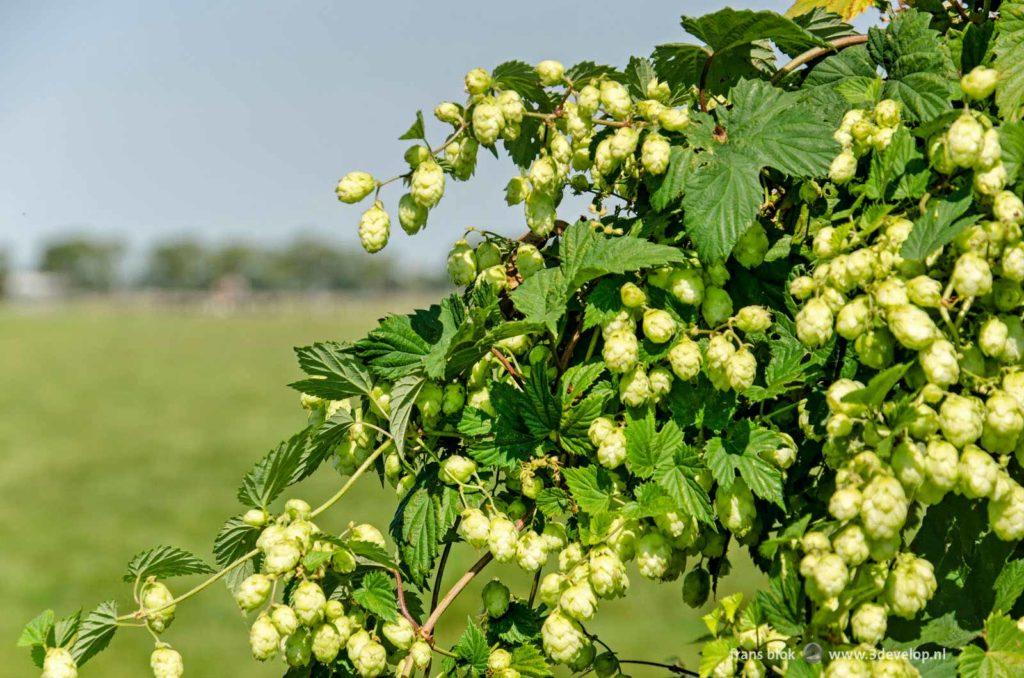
[18,609,54,648]
[1002,122,1024,185]
[842,363,910,408]
[348,538,398,569]
[624,56,658,99]
[646,146,694,212]
[510,267,568,336]
[213,515,260,592]
[562,466,613,514]
[398,110,426,142]
[493,60,548,104]
[490,602,545,645]
[995,559,1024,614]
[71,601,117,666]
[625,414,682,478]
[565,61,620,86]
[869,9,956,121]
[237,430,311,509]
[53,610,81,649]
[958,614,1024,677]
[900,188,976,261]
[683,153,762,261]
[123,545,214,582]
[510,643,552,677]
[352,570,398,622]
[535,487,571,517]
[651,43,710,91]
[995,3,1024,122]
[682,8,826,58]
[453,617,491,673]
[289,342,373,399]
[388,374,423,455]
[301,550,335,572]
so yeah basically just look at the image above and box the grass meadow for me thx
[0,300,762,676]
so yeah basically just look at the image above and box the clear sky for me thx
[0,1,876,273]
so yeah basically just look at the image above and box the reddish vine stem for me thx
[390,567,421,631]
[490,347,524,385]
[771,34,869,84]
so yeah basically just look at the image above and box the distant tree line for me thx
[16,236,445,293]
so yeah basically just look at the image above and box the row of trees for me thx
[22,236,444,293]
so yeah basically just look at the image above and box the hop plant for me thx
[30,6,1024,677]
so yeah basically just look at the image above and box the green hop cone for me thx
[335,171,376,204]
[350,522,387,548]
[594,652,620,678]
[602,329,639,373]
[465,68,491,95]
[434,101,462,124]
[382,616,415,650]
[409,640,432,670]
[658,107,689,133]
[471,98,505,146]
[851,602,888,645]
[488,648,513,672]
[446,238,478,286]
[410,159,445,208]
[270,604,299,636]
[441,382,465,415]
[141,580,176,633]
[668,336,702,380]
[961,66,999,100]
[242,508,269,527]
[641,133,671,174]
[403,144,432,168]
[525,191,556,236]
[439,454,477,484]
[829,149,857,184]
[516,243,545,278]
[353,640,388,677]
[541,609,588,664]
[250,612,280,661]
[505,176,530,205]
[41,648,78,678]
[947,113,985,167]
[874,98,901,128]
[715,478,756,538]
[292,580,326,627]
[702,287,733,327]
[536,59,565,86]
[312,622,343,664]
[619,281,647,308]
[149,645,184,678]
[458,507,491,548]
[642,308,676,343]
[358,201,390,254]
[599,80,631,119]
[682,566,711,607]
[733,223,769,269]
[397,193,428,235]
[497,89,525,124]
[734,305,772,333]
[235,573,273,611]
[482,578,511,617]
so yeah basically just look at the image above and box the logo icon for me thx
[803,642,823,664]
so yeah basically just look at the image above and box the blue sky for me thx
[0,1,876,272]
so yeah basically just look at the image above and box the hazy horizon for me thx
[1,1,875,273]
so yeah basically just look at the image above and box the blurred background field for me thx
[1,299,761,677]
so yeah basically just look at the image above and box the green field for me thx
[1,301,761,676]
